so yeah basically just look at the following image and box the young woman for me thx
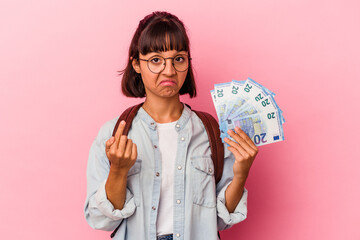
[84,11,258,240]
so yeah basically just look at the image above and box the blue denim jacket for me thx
[84,105,248,240]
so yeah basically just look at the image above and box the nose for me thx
[161,58,176,76]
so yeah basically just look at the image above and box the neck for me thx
[142,95,183,123]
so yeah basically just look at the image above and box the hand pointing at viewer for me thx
[105,120,138,210]
[105,120,138,173]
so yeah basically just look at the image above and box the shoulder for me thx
[186,104,216,122]
[189,108,219,131]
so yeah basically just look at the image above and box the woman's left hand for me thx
[224,127,259,181]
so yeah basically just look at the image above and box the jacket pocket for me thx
[127,160,142,206]
[191,157,216,208]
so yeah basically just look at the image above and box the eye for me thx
[174,55,185,63]
[150,57,162,64]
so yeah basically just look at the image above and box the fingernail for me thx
[235,127,240,131]
[224,137,229,141]
[227,129,233,134]
[120,120,125,125]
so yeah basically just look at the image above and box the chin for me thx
[159,90,179,98]
[145,87,180,99]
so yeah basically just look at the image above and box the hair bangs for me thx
[139,20,189,55]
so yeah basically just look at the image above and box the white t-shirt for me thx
[156,121,178,236]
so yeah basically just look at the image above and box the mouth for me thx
[159,79,177,86]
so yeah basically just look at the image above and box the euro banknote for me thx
[211,78,285,146]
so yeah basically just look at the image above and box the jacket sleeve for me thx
[84,118,136,231]
[216,144,248,231]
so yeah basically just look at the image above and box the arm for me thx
[84,119,137,230]
[223,177,246,213]
[224,127,258,213]
[216,127,257,230]
[105,120,137,210]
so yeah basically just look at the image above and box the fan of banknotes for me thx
[210,78,285,146]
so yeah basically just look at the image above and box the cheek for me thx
[141,72,157,88]
[179,71,188,85]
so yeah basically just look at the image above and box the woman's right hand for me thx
[105,120,137,175]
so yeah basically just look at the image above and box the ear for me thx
[131,57,141,74]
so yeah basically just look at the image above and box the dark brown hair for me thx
[120,11,197,98]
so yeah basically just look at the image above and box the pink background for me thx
[1,0,359,239]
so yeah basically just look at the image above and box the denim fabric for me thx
[157,234,173,240]
[84,104,248,240]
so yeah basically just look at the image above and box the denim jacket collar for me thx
[137,103,192,132]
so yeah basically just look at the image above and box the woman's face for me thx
[132,50,188,99]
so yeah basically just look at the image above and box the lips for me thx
[159,79,177,86]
